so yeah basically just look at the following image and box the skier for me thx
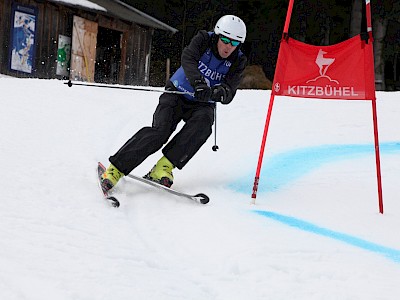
[100,15,247,193]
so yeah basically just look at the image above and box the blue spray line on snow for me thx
[231,142,400,195]
[254,210,400,263]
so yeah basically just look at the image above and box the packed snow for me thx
[1,77,400,299]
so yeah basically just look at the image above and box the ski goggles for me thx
[219,35,241,47]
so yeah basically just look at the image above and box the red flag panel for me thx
[272,35,376,100]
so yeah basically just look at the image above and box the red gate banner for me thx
[272,35,376,100]
[252,0,384,213]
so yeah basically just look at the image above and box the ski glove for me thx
[211,84,231,104]
[194,78,211,102]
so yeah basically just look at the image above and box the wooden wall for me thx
[124,25,154,85]
[0,0,153,85]
[0,0,13,75]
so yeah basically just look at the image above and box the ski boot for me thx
[144,156,174,187]
[100,163,124,193]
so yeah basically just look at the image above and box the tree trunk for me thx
[373,17,388,91]
[350,0,363,36]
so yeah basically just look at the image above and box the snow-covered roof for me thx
[50,0,106,12]
[49,0,177,33]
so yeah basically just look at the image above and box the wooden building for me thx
[0,0,177,85]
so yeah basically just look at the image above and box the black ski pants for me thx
[109,92,215,175]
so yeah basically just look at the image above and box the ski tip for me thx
[195,193,210,204]
[107,196,120,208]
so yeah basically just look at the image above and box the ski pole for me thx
[212,104,219,151]
[65,80,194,96]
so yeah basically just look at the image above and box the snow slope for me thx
[1,78,400,299]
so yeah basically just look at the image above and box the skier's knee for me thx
[155,124,173,144]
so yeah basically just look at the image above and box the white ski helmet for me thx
[214,15,246,43]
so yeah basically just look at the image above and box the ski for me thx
[126,174,210,204]
[97,162,120,207]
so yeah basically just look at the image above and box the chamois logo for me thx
[306,49,339,84]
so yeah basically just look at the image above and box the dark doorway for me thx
[95,27,122,84]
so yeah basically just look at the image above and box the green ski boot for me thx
[145,156,174,187]
[101,164,124,193]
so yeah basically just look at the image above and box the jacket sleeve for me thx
[181,30,210,87]
[221,54,247,104]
